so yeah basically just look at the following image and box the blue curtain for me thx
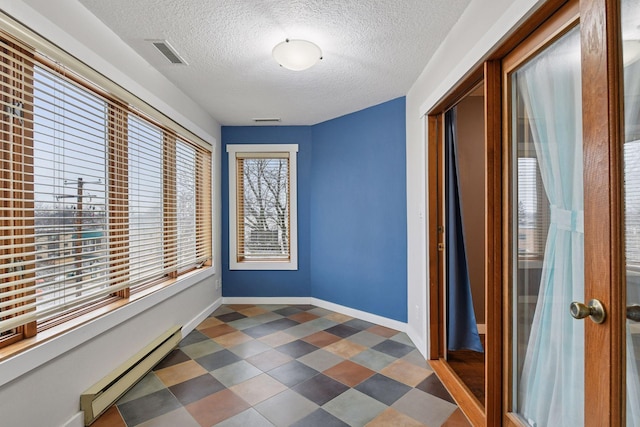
[445,108,483,353]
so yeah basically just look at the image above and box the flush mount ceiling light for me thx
[272,39,322,71]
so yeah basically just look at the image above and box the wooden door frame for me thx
[580,0,625,424]
[426,0,628,425]
[498,0,625,425]
[427,73,483,424]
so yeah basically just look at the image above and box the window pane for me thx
[33,65,108,319]
[128,114,164,287]
[240,157,290,260]
[176,140,196,270]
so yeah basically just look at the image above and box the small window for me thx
[227,144,298,270]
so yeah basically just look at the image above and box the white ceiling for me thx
[75,0,471,126]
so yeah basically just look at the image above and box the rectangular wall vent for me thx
[80,326,182,425]
[149,40,187,65]
[253,118,281,123]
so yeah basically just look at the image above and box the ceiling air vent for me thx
[148,40,187,65]
[253,118,281,123]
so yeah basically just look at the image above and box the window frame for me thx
[227,144,298,271]
[0,24,213,352]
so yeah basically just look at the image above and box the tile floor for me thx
[93,304,471,427]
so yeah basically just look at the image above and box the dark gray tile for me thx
[277,340,319,358]
[216,311,247,322]
[291,304,317,311]
[324,324,360,338]
[292,373,349,405]
[274,306,303,316]
[343,318,376,331]
[195,349,241,371]
[264,317,300,331]
[416,373,456,404]
[117,389,181,426]
[355,373,411,405]
[153,349,191,370]
[243,323,281,338]
[290,409,350,427]
[372,339,414,358]
[268,360,319,387]
[178,329,210,347]
[168,373,226,405]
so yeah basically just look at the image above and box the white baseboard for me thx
[223,296,312,306]
[63,411,84,427]
[309,298,407,333]
[406,324,427,359]
[222,296,407,333]
[183,297,222,334]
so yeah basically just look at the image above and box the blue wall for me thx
[310,98,407,321]
[221,126,312,296]
[221,97,407,322]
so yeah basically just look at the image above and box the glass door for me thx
[506,22,585,427]
[504,1,640,425]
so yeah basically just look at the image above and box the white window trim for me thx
[227,144,298,270]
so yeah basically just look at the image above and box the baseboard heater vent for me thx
[81,325,182,426]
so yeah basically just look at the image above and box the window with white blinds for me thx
[0,33,212,348]
[517,157,550,259]
[227,144,298,270]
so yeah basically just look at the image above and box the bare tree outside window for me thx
[241,157,289,258]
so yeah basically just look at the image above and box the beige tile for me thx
[238,306,268,317]
[367,325,399,338]
[258,331,298,347]
[246,349,293,372]
[92,405,126,427]
[324,360,375,387]
[201,324,237,338]
[366,407,425,427]
[214,331,253,348]
[381,359,433,387]
[324,339,367,359]
[155,360,208,387]
[229,373,288,405]
[185,389,250,426]
[302,331,342,348]
[442,408,473,426]
[288,311,319,323]
[325,312,354,323]
[196,317,223,330]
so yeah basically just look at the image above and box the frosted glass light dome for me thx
[272,39,322,71]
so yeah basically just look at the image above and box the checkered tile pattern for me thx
[93,304,471,427]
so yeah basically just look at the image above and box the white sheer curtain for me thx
[517,27,585,427]
[624,40,640,427]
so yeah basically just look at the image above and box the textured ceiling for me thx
[74,0,471,126]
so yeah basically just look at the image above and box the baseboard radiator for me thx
[80,325,182,426]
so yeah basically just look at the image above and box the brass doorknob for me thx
[570,299,606,324]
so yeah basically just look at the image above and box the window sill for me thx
[229,259,298,271]
[0,266,215,387]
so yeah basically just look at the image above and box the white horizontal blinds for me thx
[194,139,212,268]
[517,118,550,258]
[0,30,213,340]
[0,43,121,334]
[0,40,37,342]
[236,152,290,261]
[625,141,640,270]
[174,138,212,272]
[128,113,165,289]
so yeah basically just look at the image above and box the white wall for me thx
[405,0,549,357]
[0,2,222,426]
